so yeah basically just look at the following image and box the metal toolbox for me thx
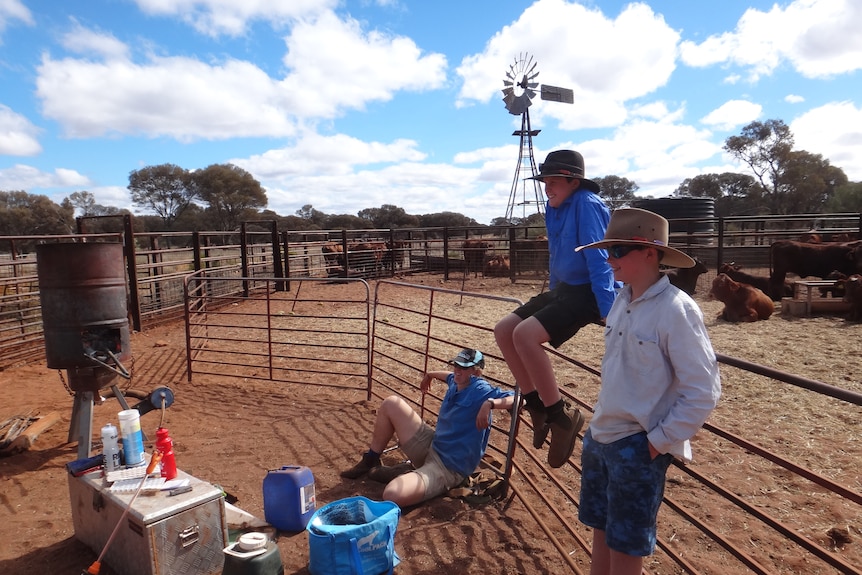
[68,466,228,575]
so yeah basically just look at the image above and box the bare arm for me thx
[421,371,451,393]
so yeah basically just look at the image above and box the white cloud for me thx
[700,100,762,131]
[0,105,42,155]
[281,11,448,118]
[35,14,447,140]
[792,101,862,180]
[61,19,130,60]
[0,164,90,190]
[133,0,336,37]
[680,0,862,81]
[456,0,679,130]
[785,94,805,104]
[0,0,33,38]
[235,132,426,180]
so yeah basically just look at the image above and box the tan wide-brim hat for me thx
[575,207,695,268]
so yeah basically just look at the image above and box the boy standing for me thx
[494,150,616,468]
[341,349,514,508]
[575,208,721,575]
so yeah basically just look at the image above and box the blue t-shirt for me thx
[545,190,617,318]
[432,374,514,476]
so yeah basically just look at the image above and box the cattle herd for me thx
[708,235,862,323]
[319,233,862,324]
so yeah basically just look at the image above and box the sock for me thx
[545,399,566,425]
[363,449,381,464]
[523,391,544,411]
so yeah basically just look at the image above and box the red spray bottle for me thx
[155,427,177,480]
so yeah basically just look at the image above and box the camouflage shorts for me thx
[578,429,673,556]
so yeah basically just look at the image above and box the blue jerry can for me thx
[263,465,316,531]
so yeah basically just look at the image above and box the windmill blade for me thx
[526,81,539,90]
[540,84,574,104]
[525,89,537,101]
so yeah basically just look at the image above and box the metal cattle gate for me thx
[185,277,862,574]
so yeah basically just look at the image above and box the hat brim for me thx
[576,239,696,269]
[526,174,601,194]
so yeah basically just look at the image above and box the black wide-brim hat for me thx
[526,149,601,193]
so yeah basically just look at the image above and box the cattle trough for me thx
[781,280,851,317]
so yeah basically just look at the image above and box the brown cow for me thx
[842,274,862,322]
[664,258,708,295]
[769,240,862,297]
[709,273,774,322]
[348,241,386,275]
[718,262,792,301]
[321,242,344,276]
[485,254,510,277]
[849,244,862,274]
[463,239,490,277]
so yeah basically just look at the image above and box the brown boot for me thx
[523,404,549,449]
[340,453,381,479]
[367,462,414,484]
[547,403,585,468]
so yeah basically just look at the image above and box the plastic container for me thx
[222,532,284,575]
[155,427,177,480]
[117,409,145,467]
[263,466,316,531]
[100,423,121,473]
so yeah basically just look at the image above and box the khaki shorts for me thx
[400,423,466,501]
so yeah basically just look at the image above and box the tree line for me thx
[1,119,860,237]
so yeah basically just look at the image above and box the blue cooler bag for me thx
[306,496,401,575]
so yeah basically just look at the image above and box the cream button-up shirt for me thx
[589,274,721,461]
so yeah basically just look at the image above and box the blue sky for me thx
[1,0,860,225]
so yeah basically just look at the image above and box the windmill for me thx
[502,52,573,223]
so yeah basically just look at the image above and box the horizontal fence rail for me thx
[1,211,861,370]
[177,276,862,574]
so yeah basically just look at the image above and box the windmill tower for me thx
[502,53,573,223]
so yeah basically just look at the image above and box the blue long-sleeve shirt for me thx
[545,190,617,318]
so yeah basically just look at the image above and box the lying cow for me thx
[709,273,774,322]
[718,262,792,301]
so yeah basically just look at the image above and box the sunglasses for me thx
[607,244,646,259]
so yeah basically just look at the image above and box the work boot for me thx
[367,462,414,484]
[547,403,585,468]
[523,404,549,449]
[340,452,381,479]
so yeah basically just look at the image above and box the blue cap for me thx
[449,349,484,369]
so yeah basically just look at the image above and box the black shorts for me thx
[513,283,600,348]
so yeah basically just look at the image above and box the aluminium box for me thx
[68,466,228,575]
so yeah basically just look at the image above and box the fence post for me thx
[123,214,142,332]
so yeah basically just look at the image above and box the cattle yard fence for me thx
[180,276,862,574]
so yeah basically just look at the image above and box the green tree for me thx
[327,214,372,229]
[674,173,761,216]
[723,119,794,214]
[780,151,847,214]
[67,190,97,216]
[594,175,638,207]
[193,164,267,231]
[0,190,75,236]
[417,211,480,228]
[357,204,419,228]
[295,204,327,228]
[128,163,197,230]
[824,181,862,213]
